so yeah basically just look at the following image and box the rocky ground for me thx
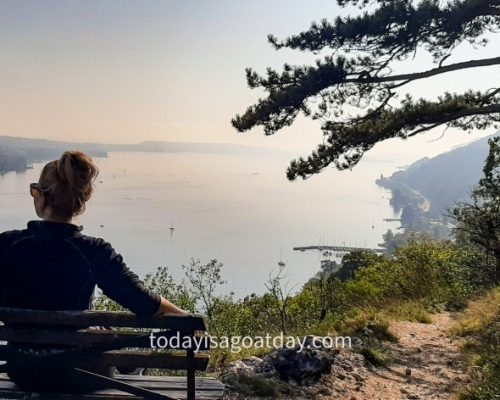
[222,313,468,400]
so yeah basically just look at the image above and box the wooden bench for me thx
[0,307,224,400]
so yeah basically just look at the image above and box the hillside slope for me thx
[377,134,496,219]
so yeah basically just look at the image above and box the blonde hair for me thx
[39,151,99,218]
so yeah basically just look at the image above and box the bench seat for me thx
[0,373,225,400]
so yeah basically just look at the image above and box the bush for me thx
[452,288,500,400]
[382,300,432,324]
[338,238,490,313]
[360,347,392,367]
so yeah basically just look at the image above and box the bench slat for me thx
[112,376,223,391]
[0,348,210,371]
[0,374,224,400]
[86,352,210,371]
[0,308,206,331]
[0,327,210,350]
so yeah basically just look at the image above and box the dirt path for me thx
[324,313,467,400]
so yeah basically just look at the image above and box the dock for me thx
[293,245,385,256]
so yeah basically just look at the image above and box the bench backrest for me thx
[0,307,210,371]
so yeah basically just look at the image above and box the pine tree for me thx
[232,0,500,180]
[453,136,500,282]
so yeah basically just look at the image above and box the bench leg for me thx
[187,349,196,400]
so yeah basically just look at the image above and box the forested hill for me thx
[0,136,107,172]
[0,136,289,173]
[377,134,497,217]
[0,149,27,173]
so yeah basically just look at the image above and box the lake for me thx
[0,151,401,296]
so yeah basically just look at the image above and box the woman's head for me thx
[33,151,99,221]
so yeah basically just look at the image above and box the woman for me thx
[0,150,187,393]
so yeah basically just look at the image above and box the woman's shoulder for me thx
[70,234,125,273]
[70,233,118,258]
[0,228,29,242]
[0,228,29,254]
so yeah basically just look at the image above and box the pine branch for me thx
[233,56,500,134]
[345,56,500,85]
[286,93,500,180]
[270,0,500,61]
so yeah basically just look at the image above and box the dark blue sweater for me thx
[0,221,160,316]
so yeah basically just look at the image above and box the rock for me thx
[405,368,412,376]
[361,327,374,336]
[304,386,322,397]
[228,359,256,374]
[318,386,331,395]
[263,339,336,385]
[336,371,346,380]
[341,363,354,372]
[220,371,239,388]
[407,395,421,400]
[351,372,364,382]
[222,346,367,397]
[221,356,266,388]
[241,355,263,366]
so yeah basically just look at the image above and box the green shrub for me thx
[360,346,392,367]
[235,374,292,397]
[453,288,500,400]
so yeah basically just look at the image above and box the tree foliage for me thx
[452,136,500,282]
[232,0,500,180]
[338,249,383,280]
[263,265,297,334]
[182,258,226,319]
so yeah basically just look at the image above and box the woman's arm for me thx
[89,238,188,317]
[154,296,189,317]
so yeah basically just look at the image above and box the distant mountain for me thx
[0,136,107,164]
[105,140,290,156]
[0,135,290,173]
[0,149,26,173]
[377,134,496,224]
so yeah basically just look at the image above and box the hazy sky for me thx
[0,0,498,164]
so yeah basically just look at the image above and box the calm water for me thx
[0,152,400,296]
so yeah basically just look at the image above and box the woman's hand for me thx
[154,296,190,317]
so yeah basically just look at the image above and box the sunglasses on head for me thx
[29,183,47,198]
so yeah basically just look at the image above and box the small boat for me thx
[278,246,286,267]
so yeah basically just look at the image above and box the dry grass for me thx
[450,287,500,337]
[450,287,500,400]
[381,300,433,324]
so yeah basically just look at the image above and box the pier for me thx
[293,245,385,256]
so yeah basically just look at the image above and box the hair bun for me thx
[40,150,99,218]
[56,151,98,188]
